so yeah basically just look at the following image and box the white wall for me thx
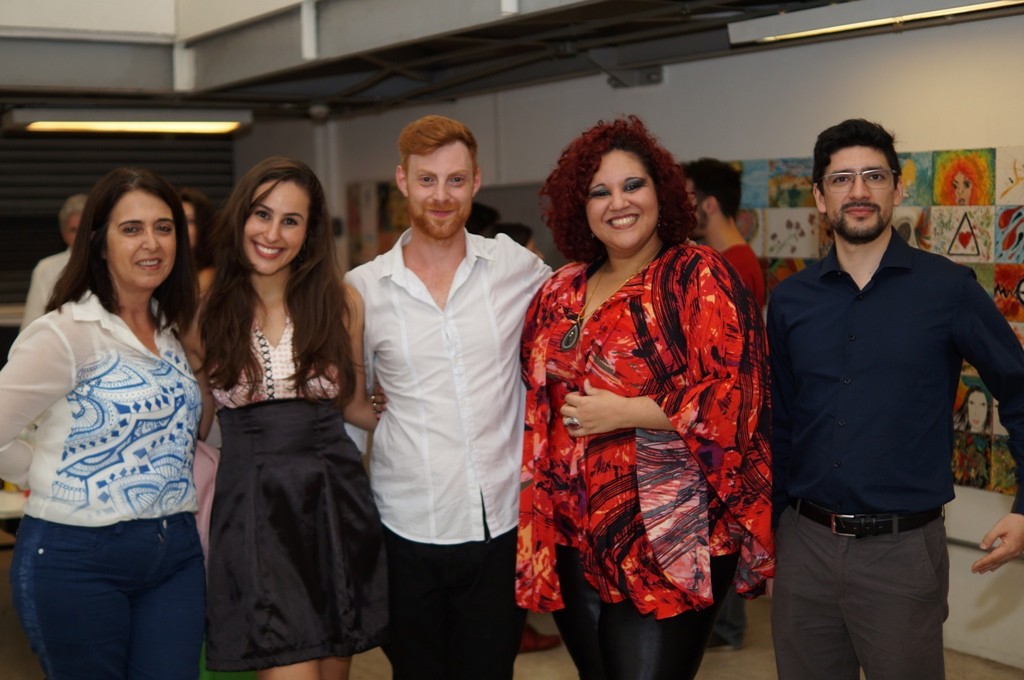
[945,486,1024,667]
[238,13,1024,668]
[329,14,1024,187]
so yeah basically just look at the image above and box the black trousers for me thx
[553,545,738,680]
[383,526,526,680]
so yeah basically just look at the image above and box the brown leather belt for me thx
[792,499,942,538]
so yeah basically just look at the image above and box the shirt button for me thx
[833,461,842,468]
[843,377,852,384]
[847,334,856,341]
[838,418,846,426]
[856,294,864,300]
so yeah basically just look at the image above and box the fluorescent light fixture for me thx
[727,0,1024,44]
[2,108,253,135]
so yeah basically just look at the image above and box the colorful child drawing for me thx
[995,205,1024,263]
[952,432,989,489]
[933,148,995,206]
[739,159,769,209]
[764,257,810,293]
[765,208,820,257]
[994,263,1024,322]
[996,146,1024,204]
[990,437,1018,496]
[929,207,993,262]
[953,376,992,434]
[897,152,933,207]
[768,158,814,208]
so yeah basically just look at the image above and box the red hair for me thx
[397,115,478,169]
[540,116,694,262]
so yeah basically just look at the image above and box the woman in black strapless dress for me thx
[199,156,386,679]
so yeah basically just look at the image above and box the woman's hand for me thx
[560,379,673,437]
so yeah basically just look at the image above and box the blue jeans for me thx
[11,513,206,680]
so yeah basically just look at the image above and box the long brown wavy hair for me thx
[200,156,354,408]
[541,115,694,263]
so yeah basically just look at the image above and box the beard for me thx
[407,198,470,241]
[828,201,890,245]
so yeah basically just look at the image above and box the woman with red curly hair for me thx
[516,116,774,679]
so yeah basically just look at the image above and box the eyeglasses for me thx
[820,168,897,193]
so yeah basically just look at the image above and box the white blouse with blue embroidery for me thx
[0,293,200,526]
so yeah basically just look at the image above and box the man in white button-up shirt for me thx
[346,115,550,680]
[21,193,88,331]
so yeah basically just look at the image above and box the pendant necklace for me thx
[560,252,658,351]
[560,268,603,351]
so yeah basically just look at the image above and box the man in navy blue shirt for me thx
[767,118,1024,680]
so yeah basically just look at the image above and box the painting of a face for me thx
[952,171,973,206]
[932,149,994,206]
[966,389,989,432]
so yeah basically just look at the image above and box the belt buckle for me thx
[830,513,858,537]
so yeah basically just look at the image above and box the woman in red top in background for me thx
[516,116,773,680]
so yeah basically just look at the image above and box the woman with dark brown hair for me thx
[0,167,205,679]
[200,156,386,679]
[516,117,774,679]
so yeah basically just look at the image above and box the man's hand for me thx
[971,513,1024,574]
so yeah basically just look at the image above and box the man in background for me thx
[684,158,765,308]
[21,193,87,330]
[684,158,765,651]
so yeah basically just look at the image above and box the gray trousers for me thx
[771,506,948,680]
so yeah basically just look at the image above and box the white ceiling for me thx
[1,0,1021,124]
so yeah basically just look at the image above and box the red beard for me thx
[408,199,470,241]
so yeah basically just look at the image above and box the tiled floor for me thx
[1,536,1021,679]
[345,602,1024,680]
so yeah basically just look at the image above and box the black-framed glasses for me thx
[820,168,897,193]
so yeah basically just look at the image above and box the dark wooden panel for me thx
[0,134,235,304]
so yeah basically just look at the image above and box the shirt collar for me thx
[70,292,169,354]
[376,227,492,281]
[70,291,119,330]
[818,226,913,278]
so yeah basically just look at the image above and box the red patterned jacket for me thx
[516,243,774,619]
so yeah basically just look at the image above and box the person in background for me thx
[465,200,500,235]
[179,187,217,277]
[481,221,546,260]
[768,118,1024,680]
[516,116,773,680]
[346,115,551,680]
[683,158,766,309]
[683,157,766,652]
[200,156,386,680]
[178,186,221,560]
[0,167,205,679]
[21,193,88,330]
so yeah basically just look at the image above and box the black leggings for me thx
[552,545,739,680]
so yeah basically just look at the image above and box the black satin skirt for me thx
[205,399,387,672]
